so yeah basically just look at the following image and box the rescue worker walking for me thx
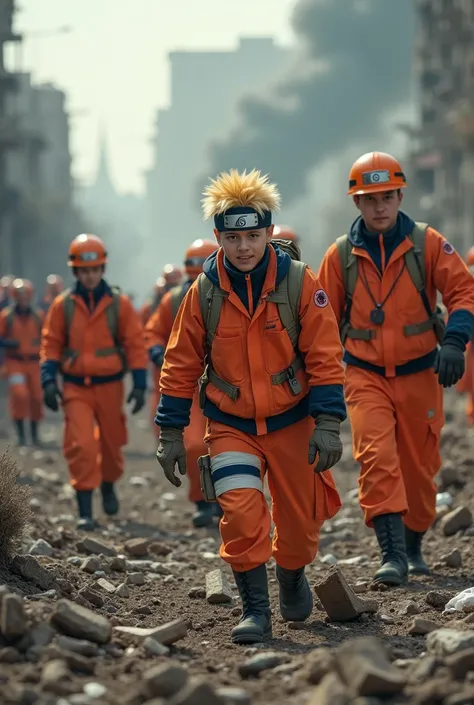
[155,169,345,644]
[318,152,474,586]
[145,239,221,527]
[40,274,65,313]
[140,266,183,327]
[0,279,44,446]
[40,234,148,530]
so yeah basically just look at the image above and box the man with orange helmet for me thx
[0,279,44,446]
[318,151,474,586]
[40,274,65,313]
[145,239,220,527]
[40,234,148,530]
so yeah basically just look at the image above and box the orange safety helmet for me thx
[184,239,218,277]
[347,152,407,196]
[68,234,107,267]
[11,278,34,302]
[272,225,299,242]
[162,264,183,287]
[466,247,474,267]
[46,273,64,295]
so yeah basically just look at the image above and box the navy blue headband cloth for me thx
[214,206,272,232]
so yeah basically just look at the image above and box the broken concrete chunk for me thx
[335,636,406,696]
[56,635,99,657]
[124,537,149,557]
[1,593,27,641]
[206,569,234,604]
[408,617,440,636]
[96,578,116,594]
[11,555,54,590]
[238,651,289,678]
[441,507,473,536]
[143,662,188,698]
[76,537,117,557]
[114,618,187,645]
[426,629,474,657]
[307,672,350,705]
[314,567,378,621]
[169,678,225,705]
[51,599,111,644]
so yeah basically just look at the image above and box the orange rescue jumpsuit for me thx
[40,286,148,490]
[318,225,474,532]
[158,246,345,571]
[0,306,44,423]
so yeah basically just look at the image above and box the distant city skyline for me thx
[8,0,296,194]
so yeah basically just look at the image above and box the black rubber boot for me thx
[76,490,95,531]
[276,565,313,622]
[30,421,40,447]
[15,419,25,446]
[192,501,214,528]
[100,482,119,516]
[405,527,431,576]
[373,513,408,586]
[232,565,272,645]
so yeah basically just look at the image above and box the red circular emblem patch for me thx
[443,241,455,255]
[314,289,329,307]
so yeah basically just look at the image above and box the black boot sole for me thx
[231,623,272,645]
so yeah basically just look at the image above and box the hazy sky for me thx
[10,0,296,194]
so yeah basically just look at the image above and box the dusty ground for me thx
[0,388,473,705]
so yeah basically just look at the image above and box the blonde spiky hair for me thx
[201,168,281,221]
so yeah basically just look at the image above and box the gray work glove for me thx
[434,342,465,388]
[156,427,187,487]
[309,414,343,473]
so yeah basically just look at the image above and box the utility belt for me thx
[343,305,446,344]
[198,354,305,410]
[5,352,40,362]
[61,345,127,371]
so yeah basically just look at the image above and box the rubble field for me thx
[0,390,473,705]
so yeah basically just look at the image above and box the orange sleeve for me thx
[118,295,148,370]
[140,302,151,327]
[39,297,67,363]
[159,281,206,399]
[144,292,174,350]
[428,228,474,317]
[316,243,347,323]
[0,311,7,337]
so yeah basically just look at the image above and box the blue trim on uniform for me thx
[149,344,165,365]
[444,309,474,350]
[203,395,311,435]
[63,371,124,386]
[212,465,261,482]
[156,393,193,429]
[41,360,59,387]
[203,243,291,315]
[131,368,147,390]
[344,349,437,377]
[0,337,20,349]
[309,384,346,421]
[348,211,416,272]
[73,278,112,310]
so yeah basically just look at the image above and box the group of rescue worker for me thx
[1,150,474,646]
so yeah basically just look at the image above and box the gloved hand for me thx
[434,342,465,388]
[309,414,343,473]
[127,388,146,414]
[149,345,164,368]
[43,381,62,412]
[156,427,187,487]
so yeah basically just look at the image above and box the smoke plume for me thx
[204,0,415,204]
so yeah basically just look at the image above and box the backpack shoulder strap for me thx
[269,260,306,350]
[60,288,75,329]
[196,273,227,354]
[336,234,358,297]
[169,284,187,322]
[105,287,121,341]
[405,222,428,292]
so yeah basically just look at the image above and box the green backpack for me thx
[195,240,307,408]
[336,222,445,345]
